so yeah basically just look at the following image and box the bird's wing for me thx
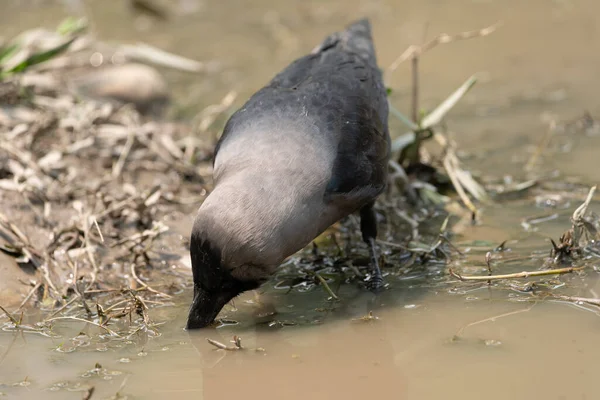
[215,19,390,210]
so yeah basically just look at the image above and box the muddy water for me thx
[3,0,600,399]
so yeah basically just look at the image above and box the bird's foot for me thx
[366,274,385,292]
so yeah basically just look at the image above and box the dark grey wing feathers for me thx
[315,19,390,203]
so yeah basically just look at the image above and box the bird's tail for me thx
[313,18,377,65]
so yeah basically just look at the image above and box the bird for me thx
[186,18,391,329]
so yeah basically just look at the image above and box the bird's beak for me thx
[186,284,233,329]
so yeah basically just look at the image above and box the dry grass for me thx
[0,21,220,339]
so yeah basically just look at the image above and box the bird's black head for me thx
[186,228,261,329]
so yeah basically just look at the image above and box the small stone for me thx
[71,63,170,115]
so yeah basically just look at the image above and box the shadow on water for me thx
[2,0,600,399]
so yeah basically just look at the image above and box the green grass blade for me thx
[388,100,419,131]
[57,17,87,36]
[7,36,77,74]
[0,43,19,66]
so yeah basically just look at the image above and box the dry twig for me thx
[450,265,585,281]
[387,22,502,73]
[207,335,244,351]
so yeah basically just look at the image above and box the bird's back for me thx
[216,19,389,191]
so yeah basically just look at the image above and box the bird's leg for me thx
[359,202,384,291]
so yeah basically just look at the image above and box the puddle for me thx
[2,0,600,399]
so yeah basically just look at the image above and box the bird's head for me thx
[186,220,264,329]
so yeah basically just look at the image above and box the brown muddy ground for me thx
[2,1,600,399]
